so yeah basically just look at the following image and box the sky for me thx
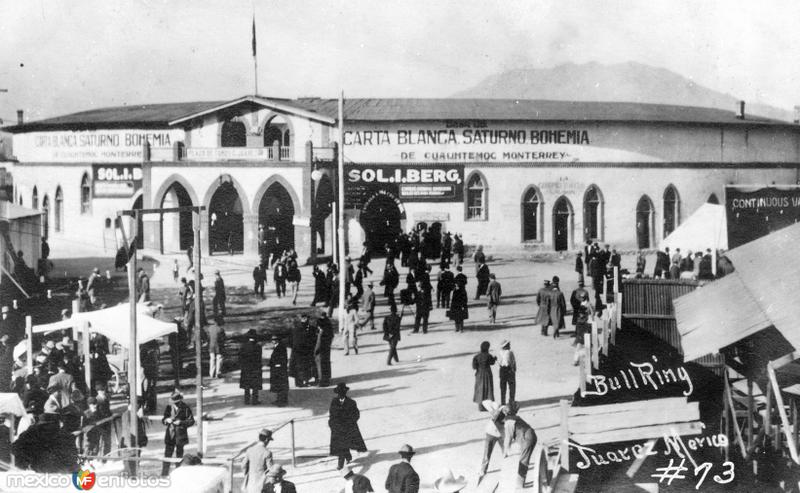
[1,0,800,122]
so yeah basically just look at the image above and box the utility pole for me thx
[119,205,206,451]
[337,92,346,333]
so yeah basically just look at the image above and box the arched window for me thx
[521,187,543,241]
[583,185,603,241]
[707,193,720,204]
[636,195,655,249]
[42,194,50,239]
[55,187,63,232]
[80,173,92,214]
[221,120,246,147]
[663,185,680,237]
[466,172,487,220]
[32,187,38,210]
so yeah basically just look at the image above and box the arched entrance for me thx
[258,182,295,259]
[636,195,655,249]
[208,182,243,254]
[160,182,194,252]
[360,192,404,254]
[312,175,334,254]
[522,187,542,241]
[552,196,573,251]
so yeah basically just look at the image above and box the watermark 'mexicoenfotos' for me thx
[5,464,171,491]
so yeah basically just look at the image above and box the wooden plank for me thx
[591,319,599,370]
[622,313,675,320]
[767,360,800,464]
[569,397,690,417]
[560,400,570,471]
[572,420,704,446]
[602,314,610,357]
[724,373,747,458]
[569,404,700,434]
[552,473,579,493]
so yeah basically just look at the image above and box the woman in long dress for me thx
[472,341,496,411]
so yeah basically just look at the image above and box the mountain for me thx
[453,61,795,122]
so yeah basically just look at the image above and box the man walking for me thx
[242,428,274,493]
[575,252,584,284]
[412,281,431,334]
[253,264,266,299]
[385,444,420,493]
[269,337,289,406]
[273,260,287,298]
[475,260,490,300]
[439,265,454,309]
[381,261,400,314]
[383,306,401,366]
[207,320,224,379]
[212,270,226,318]
[486,274,502,324]
[239,329,262,405]
[534,279,551,336]
[549,276,567,339]
[498,340,516,405]
[329,383,367,470]
[362,281,376,330]
[314,312,334,387]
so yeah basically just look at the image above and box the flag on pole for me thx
[252,16,257,57]
[114,216,136,269]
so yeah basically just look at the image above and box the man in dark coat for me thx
[12,412,78,472]
[253,264,266,299]
[535,280,552,336]
[239,329,263,405]
[549,276,567,339]
[412,281,432,334]
[329,383,367,470]
[381,261,400,313]
[385,444,420,493]
[269,337,289,406]
[314,312,334,387]
[453,234,465,267]
[290,314,316,387]
[0,335,14,392]
[654,247,670,278]
[439,265,455,309]
[575,252,584,284]
[699,249,714,280]
[161,391,195,476]
[383,306,402,365]
[311,265,327,306]
[212,270,226,318]
[273,261,287,298]
[475,261,490,300]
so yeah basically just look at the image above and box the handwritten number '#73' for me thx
[694,462,734,490]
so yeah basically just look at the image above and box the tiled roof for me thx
[4,96,793,133]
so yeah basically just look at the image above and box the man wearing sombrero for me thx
[261,464,296,493]
[328,383,367,470]
[433,469,467,492]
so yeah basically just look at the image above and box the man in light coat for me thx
[362,282,376,331]
[242,428,274,493]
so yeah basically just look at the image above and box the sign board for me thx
[725,185,800,248]
[14,129,183,163]
[344,164,464,210]
[92,164,142,198]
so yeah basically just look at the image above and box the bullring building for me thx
[3,96,799,261]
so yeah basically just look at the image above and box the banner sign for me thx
[726,185,800,248]
[344,164,464,209]
[15,129,183,163]
[92,164,142,198]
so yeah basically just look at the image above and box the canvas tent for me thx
[674,220,800,360]
[660,203,728,253]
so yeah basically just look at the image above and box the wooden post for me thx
[25,316,32,373]
[583,333,591,379]
[767,361,800,463]
[127,218,139,449]
[615,292,622,331]
[747,378,754,450]
[291,419,297,468]
[591,319,599,369]
[337,93,346,337]
[602,276,608,303]
[602,314,610,357]
[194,209,204,453]
[613,266,619,294]
[83,320,91,392]
[559,399,569,471]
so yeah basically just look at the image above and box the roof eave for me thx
[168,95,336,126]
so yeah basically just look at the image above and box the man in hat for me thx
[478,400,506,484]
[242,428,274,493]
[86,267,102,306]
[383,306,402,366]
[412,281,431,334]
[498,340,516,405]
[341,464,375,493]
[206,319,225,379]
[262,464,297,493]
[534,279,552,336]
[343,299,360,355]
[571,286,594,366]
[240,329,263,405]
[433,470,467,493]
[161,390,195,476]
[329,382,367,470]
[273,260,287,298]
[362,281,376,331]
[385,444,420,493]
[380,260,400,314]
[474,259,490,300]
[549,276,566,339]
[501,401,538,489]
[314,311,334,387]
[486,274,502,324]
[253,263,267,299]
[575,251,584,284]
[48,360,74,397]
[269,336,289,406]
[212,270,226,318]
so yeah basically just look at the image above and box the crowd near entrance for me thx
[360,194,403,254]
[208,181,244,254]
[258,182,296,256]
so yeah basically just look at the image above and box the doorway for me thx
[160,182,194,252]
[636,195,655,249]
[208,182,243,254]
[360,193,403,254]
[258,182,295,258]
[552,196,572,251]
[522,187,541,241]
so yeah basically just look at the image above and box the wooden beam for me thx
[572,420,703,446]
[591,319,599,370]
[568,404,700,435]
[569,397,690,417]
[723,372,747,458]
[560,399,570,471]
[767,360,800,464]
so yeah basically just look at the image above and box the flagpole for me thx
[337,92,346,332]
[251,4,258,95]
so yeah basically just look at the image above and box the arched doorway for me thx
[360,193,403,254]
[663,185,680,237]
[221,120,246,147]
[636,195,655,249]
[160,182,194,252]
[522,187,542,241]
[312,175,334,254]
[208,182,243,254]
[258,182,295,259]
[583,185,603,242]
[552,196,573,251]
